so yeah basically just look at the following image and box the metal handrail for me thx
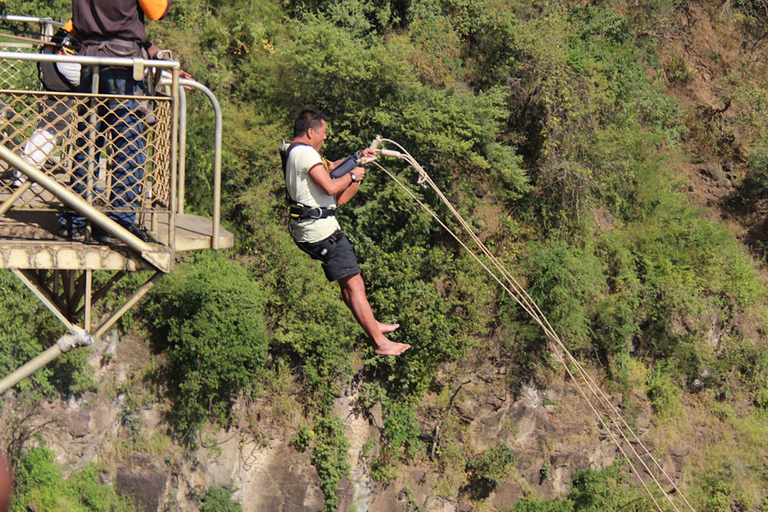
[0,15,63,26]
[0,46,223,251]
[169,78,223,249]
[0,50,181,77]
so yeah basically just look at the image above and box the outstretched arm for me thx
[308,163,359,198]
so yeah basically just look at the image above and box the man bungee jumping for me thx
[283,108,410,356]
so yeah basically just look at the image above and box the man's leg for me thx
[339,286,400,334]
[337,273,409,356]
[102,68,145,228]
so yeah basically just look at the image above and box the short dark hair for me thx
[293,108,327,138]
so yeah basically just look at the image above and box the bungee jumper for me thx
[282,108,409,356]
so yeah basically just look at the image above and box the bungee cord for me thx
[369,138,695,512]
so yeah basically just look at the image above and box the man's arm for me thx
[336,171,362,206]
[308,163,359,197]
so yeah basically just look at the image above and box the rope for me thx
[370,141,696,512]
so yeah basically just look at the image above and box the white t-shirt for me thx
[285,144,341,243]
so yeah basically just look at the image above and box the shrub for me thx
[646,360,682,419]
[665,53,693,86]
[382,401,422,458]
[311,415,350,512]
[465,442,516,486]
[11,447,131,511]
[755,386,768,411]
[144,251,269,436]
[703,477,734,512]
[569,463,645,510]
[290,425,314,452]
[521,240,607,353]
[510,461,645,510]
[198,484,243,512]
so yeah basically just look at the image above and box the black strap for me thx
[289,202,336,221]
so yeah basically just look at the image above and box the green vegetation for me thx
[465,442,516,487]
[143,251,270,438]
[10,447,132,511]
[310,415,350,512]
[2,0,768,508]
[196,484,243,512]
[511,462,648,511]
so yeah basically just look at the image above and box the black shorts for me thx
[294,230,360,282]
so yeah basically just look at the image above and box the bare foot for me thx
[378,322,400,334]
[374,340,410,356]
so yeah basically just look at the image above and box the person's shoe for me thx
[92,228,120,245]
[93,225,150,245]
[59,226,86,241]
[128,224,150,242]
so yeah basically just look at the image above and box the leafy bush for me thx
[310,415,350,512]
[290,425,314,452]
[569,463,645,510]
[510,461,646,511]
[521,240,607,353]
[11,447,132,511]
[198,484,243,512]
[702,477,734,512]
[382,400,422,458]
[144,251,269,436]
[646,360,682,419]
[465,442,516,486]
[755,386,768,411]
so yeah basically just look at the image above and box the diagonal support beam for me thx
[94,271,162,338]
[12,268,72,329]
[0,326,93,395]
[0,145,159,265]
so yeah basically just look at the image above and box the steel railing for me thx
[0,15,223,251]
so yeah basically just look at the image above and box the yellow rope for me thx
[371,141,696,512]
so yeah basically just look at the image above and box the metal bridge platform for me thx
[0,210,234,271]
[0,15,232,393]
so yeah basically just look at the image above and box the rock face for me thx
[116,466,168,512]
[0,331,637,511]
[316,353,624,512]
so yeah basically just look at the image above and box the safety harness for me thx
[39,27,82,92]
[281,141,337,222]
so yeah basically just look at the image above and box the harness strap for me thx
[289,202,337,221]
[83,38,142,56]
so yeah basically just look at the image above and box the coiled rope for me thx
[370,138,695,512]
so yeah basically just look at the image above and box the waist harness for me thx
[82,38,144,57]
[39,27,83,92]
[289,203,336,221]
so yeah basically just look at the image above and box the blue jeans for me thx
[59,66,146,231]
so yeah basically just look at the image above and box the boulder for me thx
[116,467,167,512]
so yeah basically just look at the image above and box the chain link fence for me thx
[1,19,176,230]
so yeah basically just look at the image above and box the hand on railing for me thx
[150,46,194,82]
